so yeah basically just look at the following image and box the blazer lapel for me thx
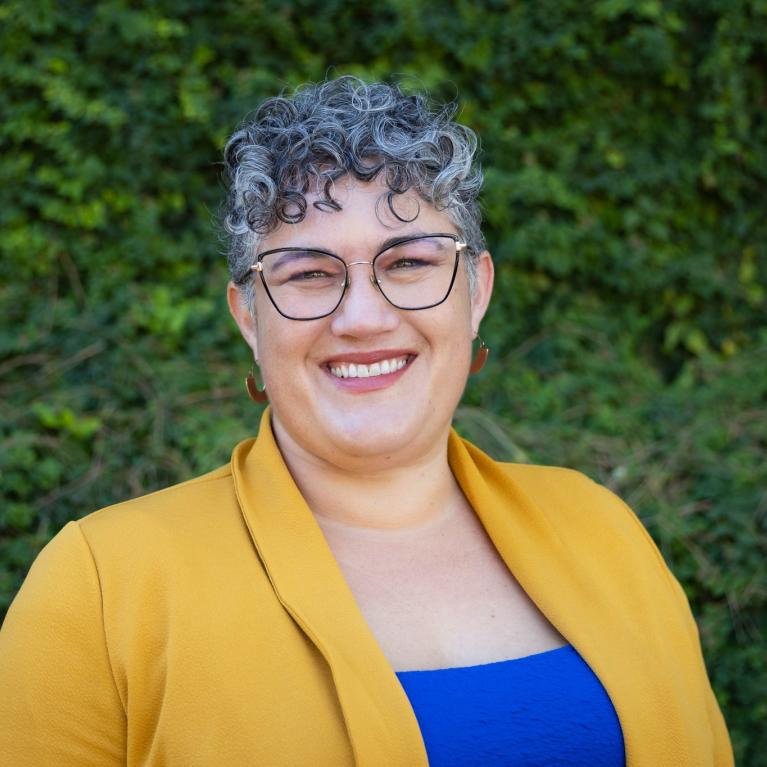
[448,431,709,767]
[231,410,428,767]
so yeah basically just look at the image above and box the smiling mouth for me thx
[328,355,412,379]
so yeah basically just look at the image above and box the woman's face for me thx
[228,176,493,471]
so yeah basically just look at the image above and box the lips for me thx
[329,356,410,379]
[322,349,416,385]
[323,349,417,366]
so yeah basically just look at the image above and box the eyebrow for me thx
[376,232,435,252]
[266,232,443,261]
[269,249,330,270]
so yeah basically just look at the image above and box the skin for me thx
[228,176,565,669]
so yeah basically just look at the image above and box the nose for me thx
[329,261,400,338]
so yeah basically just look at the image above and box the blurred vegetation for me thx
[1,0,765,762]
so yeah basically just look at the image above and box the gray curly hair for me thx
[222,76,485,305]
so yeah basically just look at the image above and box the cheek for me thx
[440,288,475,346]
[256,324,317,394]
[422,315,474,383]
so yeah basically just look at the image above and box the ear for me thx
[470,250,494,334]
[227,282,259,360]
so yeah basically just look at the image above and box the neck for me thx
[271,416,463,531]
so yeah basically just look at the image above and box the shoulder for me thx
[454,435,650,545]
[493,459,688,602]
[467,440,621,510]
[480,455,680,580]
[8,450,267,642]
[494,459,645,531]
[44,457,255,588]
[490,457,603,493]
[481,453,701,625]
[76,461,238,543]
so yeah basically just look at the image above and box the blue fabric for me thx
[396,645,625,767]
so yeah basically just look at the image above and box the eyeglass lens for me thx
[258,235,459,320]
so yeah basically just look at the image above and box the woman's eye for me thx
[388,258,430,270]
[289,270,331,280]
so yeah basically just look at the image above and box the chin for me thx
[322,410,430,462]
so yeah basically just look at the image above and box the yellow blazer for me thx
[0,410,733,766]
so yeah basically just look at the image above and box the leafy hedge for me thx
[1,1,765,763]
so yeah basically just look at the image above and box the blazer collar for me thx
[231,409,427,767]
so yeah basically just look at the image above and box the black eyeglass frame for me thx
[245,232,470,321]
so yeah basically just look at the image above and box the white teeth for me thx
[329,356,410,379]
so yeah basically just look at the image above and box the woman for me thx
[0,77,732,766]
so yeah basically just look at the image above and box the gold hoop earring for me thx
[245,367,268,403]
[469,337,489,375]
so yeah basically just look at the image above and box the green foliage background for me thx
[1,0,765,762]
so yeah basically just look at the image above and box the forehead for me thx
[259,176,457,253]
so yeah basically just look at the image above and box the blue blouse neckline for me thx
[395,642,625,767]
[396,643,572,675]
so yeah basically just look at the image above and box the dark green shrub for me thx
[1,1,765,762]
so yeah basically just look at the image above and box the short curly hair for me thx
[222,76,485,303]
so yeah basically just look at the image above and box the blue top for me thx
[396,645,625,767]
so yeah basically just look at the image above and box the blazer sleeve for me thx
[591,480,735,766]
[0,521,126,766]
[659,550,734,767]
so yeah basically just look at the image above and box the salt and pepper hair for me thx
[222,76,485,306]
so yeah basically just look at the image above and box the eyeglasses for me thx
[246,233,468,321]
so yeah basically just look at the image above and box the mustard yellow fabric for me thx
[0,410,733,766]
